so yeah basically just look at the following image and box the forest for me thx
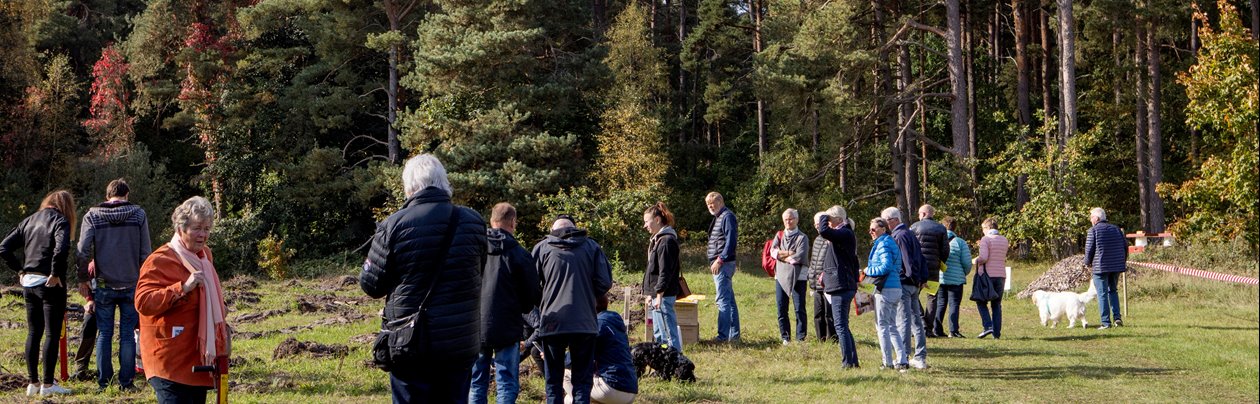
[1,0,1256,276]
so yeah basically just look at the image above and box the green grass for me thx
[2,247,1256,403]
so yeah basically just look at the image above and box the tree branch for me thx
[847,188,896,207]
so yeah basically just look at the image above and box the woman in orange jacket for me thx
[135,196,229,403]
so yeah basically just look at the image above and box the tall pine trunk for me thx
[946,0,969,157]
[1134,24,1151,232]
[1189,12,1201,164]
[900,44,920,215]
[1146,21,1166,232]
[1057,0,1077,143]
[1040,5,1055,143]
[873,0,904,214]
[753,0,767,158]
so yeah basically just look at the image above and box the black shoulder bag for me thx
[372,206,463,371]
[969,264,1000,302]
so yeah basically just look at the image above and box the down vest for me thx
[910,218,950,282]
[360,187,487,367]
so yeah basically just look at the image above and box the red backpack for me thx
[761,231,782,277]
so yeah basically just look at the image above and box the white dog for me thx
[1032,283,1097,328]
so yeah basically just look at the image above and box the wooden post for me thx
[623,286,631,329]
[1122,272,1128,320]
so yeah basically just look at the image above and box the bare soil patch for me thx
[232,308,291,324]
[272,337,349,360]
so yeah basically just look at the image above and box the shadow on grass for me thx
[950,365,1176,380]
[1035,333,1135,342]
[933,346,1055,359]
[694,338,783,350]
[1182,325,1259,331]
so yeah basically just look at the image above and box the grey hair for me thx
[172,196,215,230]
[813,211,827,226]
[880,206,902,222]
[826,205,848,223]
[402,154,452,198]
[782,208,798,219]
[1090,207,1107,221]
[919,204,935,217]
[551,218,576,231]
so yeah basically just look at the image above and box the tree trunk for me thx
[874,0,904,213]
[966,7,978,180]
[1056,0,1077,143]
[384,0,417,165]
[678,0,688,144]
[1146,21,1165,233]
[1189,14,1201,164]
[1134,24,1151,232]
[1040,5,1054,143]
[1252,0,1259,41]
[946,0,969,157]
[1013,0,1030,210]
[754,0,767,158]
[900,44,920,216]
[810,96,819,151]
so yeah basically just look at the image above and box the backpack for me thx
[761,231,782,277]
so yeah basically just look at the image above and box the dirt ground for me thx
[272,337,350,360]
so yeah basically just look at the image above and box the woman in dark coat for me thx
[642,202,683,352]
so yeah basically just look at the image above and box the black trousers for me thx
[813,291,836,342]
[150,376,210,404]
[24,285,67,384]
[75,310,97,373]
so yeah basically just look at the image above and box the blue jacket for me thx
[1085,221,1128,274]
[865,234,902,290]
[941,231,972,286]
[891,223,926,285]
[594,311,639,394]
[706,207,738,263]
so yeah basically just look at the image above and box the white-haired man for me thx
[882,206,928,369]
[1084,208,1127,329]
[361,154,488,402]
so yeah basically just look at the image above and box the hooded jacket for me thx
[532,227,613,337]
[360,187,487,367]
[480,228,541,350]
[77,200,152,288]
[1,208,72,279]
[910,218,950,282]
[643,226,681,297]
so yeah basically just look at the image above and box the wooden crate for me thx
[644,300,700,345]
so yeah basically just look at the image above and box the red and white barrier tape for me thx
[1128,261,1259,285]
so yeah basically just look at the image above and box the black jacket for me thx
[2,208,72,279]
[817,218,860,293]
[532,227,613,337]
[643,227,681,297]
[910,218,950,282]
[360,187,487,366]
[480,228,541,350]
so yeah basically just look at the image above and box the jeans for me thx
[75,309,98,374]
[935,284,964,334]
[775,280,807,341]
[897,283,927,362]
[712,262,741,341]
[149,376,210,404]
[651,296,682,352]
[1093,272,1122,326]
[469,344,521,404]
[541,334,595,404]
[976,277,1006,338]
[391,363,474,404]
[874,288,906,367]
[813,291,836,342]
[828,290,858,367]
[96,287,138,388]
[23,285,66,384]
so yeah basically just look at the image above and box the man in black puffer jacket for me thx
[909,204,950,338]
[469,202,539,404]
[360,154,487,403]
[532,216,613,404]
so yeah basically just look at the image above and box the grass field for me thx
[1,247,1256,403]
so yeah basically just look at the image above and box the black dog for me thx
[630,342,696,382]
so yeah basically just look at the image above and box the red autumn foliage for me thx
[82,44,135,157]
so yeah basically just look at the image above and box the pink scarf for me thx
[168,233,231,365]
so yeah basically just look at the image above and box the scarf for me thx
[168,232,230,366]
[985,229,1000,236]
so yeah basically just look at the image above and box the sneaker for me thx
[908,358,929,369]
[26,383,38,396]
[71,369,96,382]
[1114,319,1124,327]
[40,383,72,395]
[781,339,790,346]
[895,364,909,373]
[120,384,140,393]
[949,332,966,338]
[1098,325,1111,330]
[977,329,993,339]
